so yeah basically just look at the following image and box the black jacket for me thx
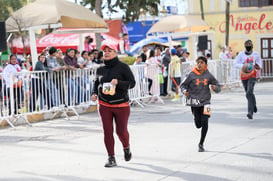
[92,57,136,105]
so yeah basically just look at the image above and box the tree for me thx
[81,0,160,24]
[0,0,27,21]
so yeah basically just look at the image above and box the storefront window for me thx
[263,50,268,58]
[261,38,273,59]
[239,0,273,7]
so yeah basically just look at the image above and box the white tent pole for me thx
[79,33,84,53]
[168,33,173,48]
[29,28,38,68]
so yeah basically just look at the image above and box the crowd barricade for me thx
[0,64,164,127]
[167,59,242,96]
[261,59,273,79]
[128,64,164,107]
[0,68,97,127]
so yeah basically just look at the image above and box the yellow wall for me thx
[186,0,273,59]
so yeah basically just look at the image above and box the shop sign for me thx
[219,13,273,34]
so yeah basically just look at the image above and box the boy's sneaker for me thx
[104,155,117,167]
[124,147,132,161]
[247,113,253,119]
[198,144,205,152]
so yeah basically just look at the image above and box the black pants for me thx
[147,78,153,93]
[191,106,209,145]
[29,78,52,112]
[242,78,256,116]
[4,87,21,115]
[163,77,168,95]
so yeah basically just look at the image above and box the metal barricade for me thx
[129,64,164,107]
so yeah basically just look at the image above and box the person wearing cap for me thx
[234,40,262,119]
[180,56,221,152]
[169,48,181,101]
[91,42,136,167]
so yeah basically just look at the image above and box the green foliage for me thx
[80,0,160,24]
[0,0,27,21]
[119,56,136,65]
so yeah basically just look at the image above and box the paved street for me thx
[0,81,273,181]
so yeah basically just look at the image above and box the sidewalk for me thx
[0,81,273,181]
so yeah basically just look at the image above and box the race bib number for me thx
[102,83,116,95]
[203,104,211,116]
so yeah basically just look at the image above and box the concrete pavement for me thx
[0,81,273,181]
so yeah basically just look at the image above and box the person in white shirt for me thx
[219,46,228,60]
[234,40,262,119]
[3,54,22,115]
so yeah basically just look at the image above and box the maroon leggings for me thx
[98,104,130,156]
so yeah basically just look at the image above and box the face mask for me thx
[245,46,252,52]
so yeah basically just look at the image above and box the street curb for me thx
[0,105,97,129]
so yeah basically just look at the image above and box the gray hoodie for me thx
[180,67,221,107]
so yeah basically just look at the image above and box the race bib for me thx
[102,83,116,95]
[203,104,211,116]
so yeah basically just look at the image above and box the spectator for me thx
[219,46,228,60]
[46,47,62,106]
[169,48,181,101]
[140,45,148,63]
[91,49,99,63]
[64,48,84,105]
[78,50,89,66]
[30,53,52,112]
[176,45,183,58]
[84,36,93,52]
[161,48,171,96]
[181,51,190,62]
[118,33,132,56]
[227,46,233,59]
[3,54,22,115]
[155,47,164,95]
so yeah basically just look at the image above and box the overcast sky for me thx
[66,0,187,19]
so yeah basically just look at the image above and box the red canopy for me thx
[9,32,119,54]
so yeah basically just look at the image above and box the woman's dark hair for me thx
[65,48,74,56]
[81,50,88,57]
[149,50,155,58]
[97,51,103,60]
[91,49,98,54]
[9,54,17,60]
[38,53,46,61]
[196,56,208,64]
[88,37,93,44]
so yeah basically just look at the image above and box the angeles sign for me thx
[219,13,273,34]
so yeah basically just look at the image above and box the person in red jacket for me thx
[91,42,136,167]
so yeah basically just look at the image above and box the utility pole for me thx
[200,0,204,20]
[225,0,230,48]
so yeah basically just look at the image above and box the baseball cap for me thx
[171,48,177,55]
[101,41,118,52]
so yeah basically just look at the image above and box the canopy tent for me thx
[5,0,108,32]
[129,37,182,55]
[147,15,210,35]
[129,38,168,55]
[5,0,108,65]
[146,15,212,58]
[9,32,118,55]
